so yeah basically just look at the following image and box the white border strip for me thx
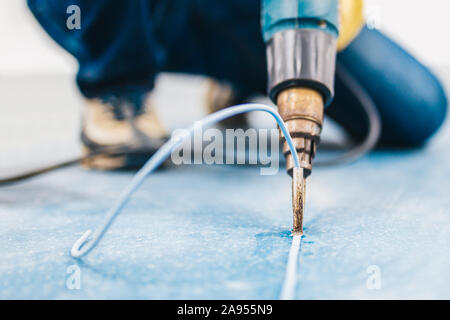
[280,235,303,300]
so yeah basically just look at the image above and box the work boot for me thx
[81,93,168,170]
[205,79,250,129]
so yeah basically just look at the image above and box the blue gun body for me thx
[261,0,340,41]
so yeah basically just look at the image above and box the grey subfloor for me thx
[0,72,449,299]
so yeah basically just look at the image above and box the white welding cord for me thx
[280,235,303,300]
[70,103,301,258]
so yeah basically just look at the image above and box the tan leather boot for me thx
[81,94,168,170]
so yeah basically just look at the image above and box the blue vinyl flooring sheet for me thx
[1,125,450,299]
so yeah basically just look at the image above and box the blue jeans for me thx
[28,0,447,147]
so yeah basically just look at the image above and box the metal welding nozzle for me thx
[265,29,334,235]
[291,167,306,235]
[277,87,325,178]
[277,87,324,235]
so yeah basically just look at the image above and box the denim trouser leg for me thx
[27,0,266,98]
[28,0,447,147]
[330,27,447,147]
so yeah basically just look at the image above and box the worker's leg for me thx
[28,0,175,169]
[328,26,448,147]
[27,0,266,168]
[160,0,267,98]
[28,0,167,101]
[27,0,265,101]
[28,0,266,133]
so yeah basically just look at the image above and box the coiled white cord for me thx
[70,103,301,258]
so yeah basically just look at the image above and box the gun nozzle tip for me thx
[292,168,306,236]
[291,229,304,237]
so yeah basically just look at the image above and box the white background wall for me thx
[0,0,450,75]
[0,0,76,74]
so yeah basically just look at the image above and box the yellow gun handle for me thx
[338,0,365,51]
